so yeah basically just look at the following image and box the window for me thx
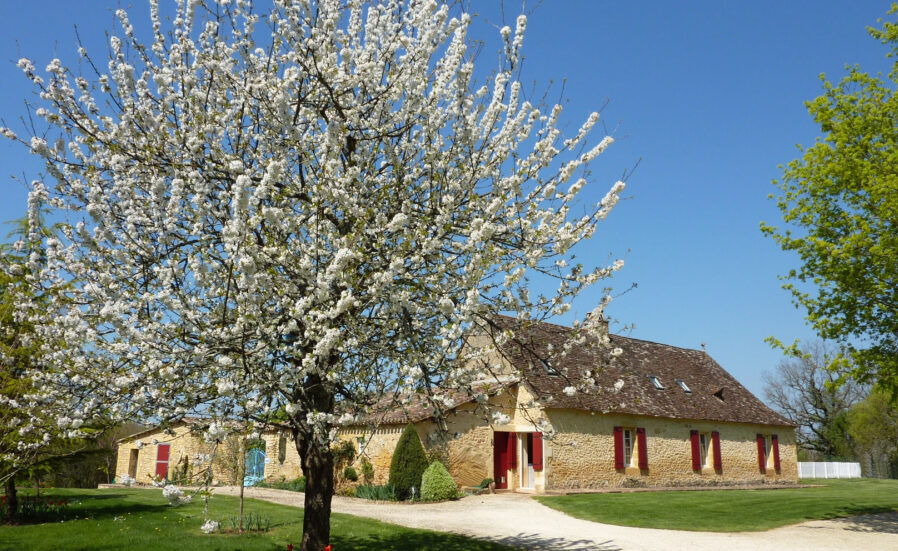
[648,375,664,390]
[756,433,780,473]
[623,429,634,466]
[357,436,367,454]
[699,433,710,467]
[540,358,559,377]
[676,379,691,393]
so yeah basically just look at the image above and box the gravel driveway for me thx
[214,486,898,551]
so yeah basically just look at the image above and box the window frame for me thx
[699,432,710,467]
[622,428,634,467]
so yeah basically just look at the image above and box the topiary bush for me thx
[421,461,457,501]
[343,466,358,482]
[388,423,428,500]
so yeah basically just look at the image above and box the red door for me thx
[493,432,515,489]
[155,443,170,479]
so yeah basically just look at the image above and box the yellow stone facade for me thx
[115,424,304,485]
[116,383,796,491]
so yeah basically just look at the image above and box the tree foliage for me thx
[762,5,898,390]
[388,423,428,500]
[8,1,627,547]
[848,388,898,477]
[763,340,865,458]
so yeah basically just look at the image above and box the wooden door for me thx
[493,432,515,489]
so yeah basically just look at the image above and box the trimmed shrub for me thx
[421,461,457,501]
[360,456,375,484]
[479,478,493,489]
[343,466,358,482]
[388,423,428,500]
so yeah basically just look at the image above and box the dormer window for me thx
[649,375,664,390]
[676,379,691,393]
[540,358,559,377]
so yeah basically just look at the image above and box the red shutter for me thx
[156,443,170,462]
[613,426,624,469]
[756,434,767,473]
[690,430,701,471]
[711,431,722,471]
[155,443,170,479]
[507,432,517,469]
[772,434,781,472]
[636,427,648,469]
[532,433,544,471]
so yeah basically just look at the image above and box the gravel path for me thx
[213,486,898,551]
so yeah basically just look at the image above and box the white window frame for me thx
[623,429,634,467]
[649,375,664,390]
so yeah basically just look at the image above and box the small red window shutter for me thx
[156,443,170,462]
[756,434,766,473]
[507,432,517,469]
[711,431,722,471]
[613,426,624,469]
[690,430,701,471]
[532,433,544,471]
[636,427,648,469]
[772,434,781,472]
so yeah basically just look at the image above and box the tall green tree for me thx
[762,5,898,391]
[848,388,898,477]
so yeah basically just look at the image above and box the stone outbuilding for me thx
[115,318,797,492]
[114,420,302,486]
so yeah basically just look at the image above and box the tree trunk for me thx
[239,438,246,533]
[3,477,17,521]
[296,430,334,551]
[294,371,336,551]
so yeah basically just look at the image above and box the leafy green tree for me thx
[388,423,428,500]
[848,388,898,477]
[762,5,898,390]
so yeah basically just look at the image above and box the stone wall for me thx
[544,408,798,489]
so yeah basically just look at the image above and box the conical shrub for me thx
[421,461,457,501]
[388,423,428,500]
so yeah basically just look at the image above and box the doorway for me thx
[520,433,535,489]
[128,449,139,479]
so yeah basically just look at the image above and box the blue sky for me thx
[0,1,891,398]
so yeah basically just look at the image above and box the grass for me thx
[0,488,516,551]
[534,478,898,532]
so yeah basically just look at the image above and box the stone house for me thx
[116,318,797,492]
[114,420,303,486]
[341,318,798,492]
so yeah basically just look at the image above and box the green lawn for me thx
[0,488,515,551]
[534,478,898,532]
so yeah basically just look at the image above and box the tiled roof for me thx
[493,316,793,427]
[358,383,508,425]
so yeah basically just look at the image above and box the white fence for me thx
[798,461,862,479]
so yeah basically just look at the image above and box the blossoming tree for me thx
[11,1,628,548]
